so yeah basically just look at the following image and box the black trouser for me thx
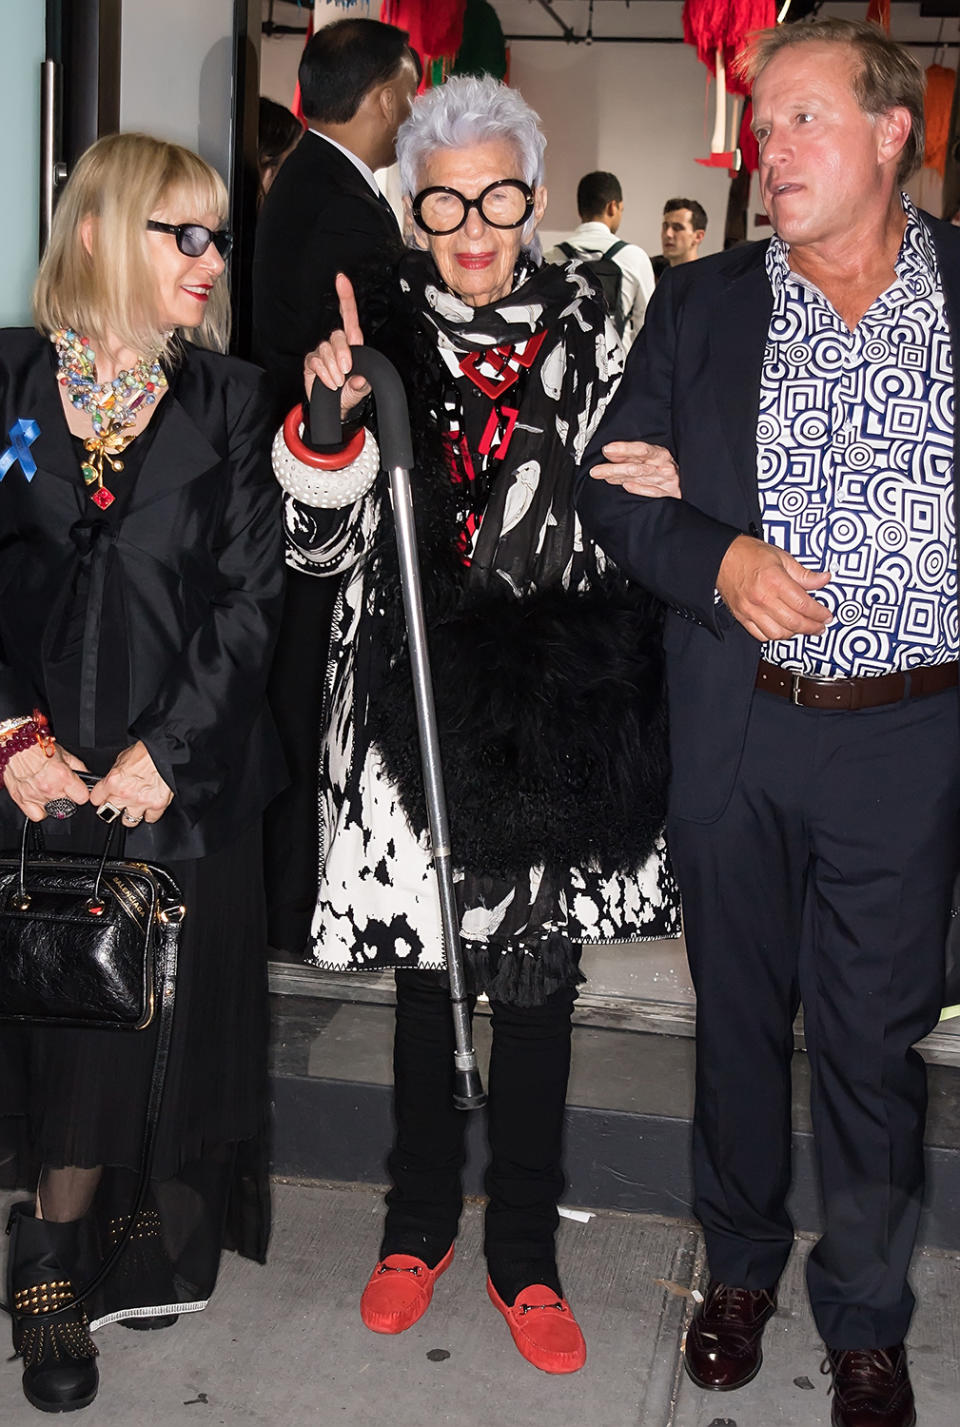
[669,688,960,1349]
[381,969,575,1303]
[263,569,339,953]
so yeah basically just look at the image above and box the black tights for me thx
[37,1166,102,1222]
[381,969,575,1304]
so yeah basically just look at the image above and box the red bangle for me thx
[282,406,366,470]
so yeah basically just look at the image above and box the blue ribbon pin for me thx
[0,418,41,483]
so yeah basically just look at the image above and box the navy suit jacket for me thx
[577,216,960,823]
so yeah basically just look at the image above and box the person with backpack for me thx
[545,170,655,349]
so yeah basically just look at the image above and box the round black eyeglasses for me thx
[411,180,535,236]
[146,220,233,259]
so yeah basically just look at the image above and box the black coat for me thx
[0,330,286,859]
[577,213,960,824]
[251,130,403,417]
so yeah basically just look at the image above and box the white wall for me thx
[510,41,735,259]
[120,0,236,183]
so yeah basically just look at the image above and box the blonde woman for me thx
[0,133,284,1412]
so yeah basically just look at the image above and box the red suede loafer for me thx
[360,1246,454,1334]
[487,1278,587,1374]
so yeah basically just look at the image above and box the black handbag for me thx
[0,816,182,1030]
[0,799,184,1321]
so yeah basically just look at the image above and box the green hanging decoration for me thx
[452,0,507,81]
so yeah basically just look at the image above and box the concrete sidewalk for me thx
[1,1181,958,1426]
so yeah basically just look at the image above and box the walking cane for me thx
[310,350,486,1111]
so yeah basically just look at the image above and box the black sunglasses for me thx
[146,219,233,259]
[412,179,535,236]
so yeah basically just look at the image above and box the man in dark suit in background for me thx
[254,17,416,412]
[578,20,959,1426]
[253,18,417,955]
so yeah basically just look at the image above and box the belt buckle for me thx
[791,673,803,706]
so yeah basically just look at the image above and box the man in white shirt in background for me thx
[546,171,655,349]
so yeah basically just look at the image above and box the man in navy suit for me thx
[253,18,417,956]
[578,20,959,1426]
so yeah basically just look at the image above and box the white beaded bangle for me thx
[272,423,380,509]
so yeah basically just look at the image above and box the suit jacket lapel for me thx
[926,213,960,527]
[708,250,772,523]
[125,386,220,515]
[11,339,85,497]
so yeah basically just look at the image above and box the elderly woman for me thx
[273,77,679,1373]
[0,134,283,1412]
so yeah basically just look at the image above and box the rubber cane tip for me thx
[453,1067,487,1112]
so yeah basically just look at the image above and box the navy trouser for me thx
[381,969,575,1302]
[669,687,960,1348]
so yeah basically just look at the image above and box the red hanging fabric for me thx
[381,0,466,88]
[924,63,957,176]
[865,0,891,34]
[682,0,776,98]
[739,99,760,173]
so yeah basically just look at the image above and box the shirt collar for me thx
[571,221,619,247]
[307,129,381,198]
[765,194,939,305]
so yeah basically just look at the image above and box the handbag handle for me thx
[16,808,121,911]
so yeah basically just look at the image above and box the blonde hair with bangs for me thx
[33,132,231,359]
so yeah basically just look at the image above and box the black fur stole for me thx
[368,587,668,879]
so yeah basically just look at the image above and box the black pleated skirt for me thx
[0,808,270,1327]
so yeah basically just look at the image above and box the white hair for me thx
[396,76,547,253]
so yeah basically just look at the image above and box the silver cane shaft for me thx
[309,350,486,1111]
[388,465,486,1111]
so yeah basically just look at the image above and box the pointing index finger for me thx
[335,273,364,348]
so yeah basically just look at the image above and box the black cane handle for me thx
[309,346,415,471]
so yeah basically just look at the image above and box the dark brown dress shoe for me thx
[683,1280,778,1390]
[825,1345,916,1427]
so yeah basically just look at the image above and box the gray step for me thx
[268,993,960,1251]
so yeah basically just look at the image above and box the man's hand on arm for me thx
[717,535,832,642]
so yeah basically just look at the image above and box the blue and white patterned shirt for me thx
[758,197,957,676]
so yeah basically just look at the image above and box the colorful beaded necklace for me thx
[53,329,167,509]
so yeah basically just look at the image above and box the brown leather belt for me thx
[755,658,959,710]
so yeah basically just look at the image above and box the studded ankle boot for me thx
[7,1201,100,1413]
[105,1209,179,1331]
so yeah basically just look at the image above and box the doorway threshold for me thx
[269,935,960,1068]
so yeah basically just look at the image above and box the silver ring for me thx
[44,796,78,820]
[122,811,144,826]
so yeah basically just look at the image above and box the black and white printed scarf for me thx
[396,248,620,599]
